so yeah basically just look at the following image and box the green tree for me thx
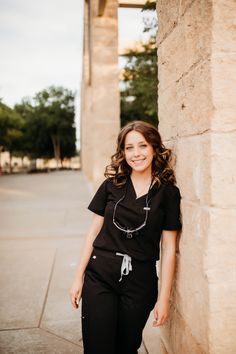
[0,100,23,172]
[34,86,76,167]
[14,98,38,159]
[15,86,76,166]
[120,0,158,127]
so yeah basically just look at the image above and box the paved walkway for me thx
[0,171,148,354]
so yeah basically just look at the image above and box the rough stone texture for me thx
[158,60,212,140]
[158,0,212,92]
[81,0,120,188]
[157,0,236,353]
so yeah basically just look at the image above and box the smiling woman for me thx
[105,120,176,189]
[124,130,155,187]
[70,120,182,354]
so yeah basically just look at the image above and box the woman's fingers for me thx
[70,290,81,309]
[70,293,77,309]
[153,314,168,327]
[153,306,158,320]
[152,306,168,327]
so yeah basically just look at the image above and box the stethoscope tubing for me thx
[112,176,154,238]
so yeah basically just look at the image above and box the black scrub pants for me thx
[81,248,158,354]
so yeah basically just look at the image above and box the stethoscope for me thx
[112,176,154,239]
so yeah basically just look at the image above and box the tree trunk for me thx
[0,147,2,175]
[51,134,61,170]
[9,152,12,173]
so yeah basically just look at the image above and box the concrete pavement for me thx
[0,171,148,354]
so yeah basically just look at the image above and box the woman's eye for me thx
[140,144,147,148]
[126,147,132,150]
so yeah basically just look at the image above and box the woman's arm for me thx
[153,229,178,327]
[159,229,177,301]
[69,213,104,309]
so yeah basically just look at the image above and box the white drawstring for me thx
[116,253,132,282]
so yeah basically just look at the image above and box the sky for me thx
[0,0,156,147]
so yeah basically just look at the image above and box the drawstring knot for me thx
[116,253,132,282]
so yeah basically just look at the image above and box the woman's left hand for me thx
[152,298,170,327]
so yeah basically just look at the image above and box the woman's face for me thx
[124,130,154,173]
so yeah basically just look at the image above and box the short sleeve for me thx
[87,179,108,216]
[162,184,182,231]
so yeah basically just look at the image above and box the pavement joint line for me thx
[0,327,38,332]
[38,248,58,327]
[39,327,83,348]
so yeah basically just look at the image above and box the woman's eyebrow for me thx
[125,141,147,146]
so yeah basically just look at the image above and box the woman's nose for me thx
[133,147,140,156]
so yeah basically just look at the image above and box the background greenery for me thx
[120,1,158,127]
[0,86,76,170]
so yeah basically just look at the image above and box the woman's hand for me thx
[69,276,84,309]
[152,298,170,327]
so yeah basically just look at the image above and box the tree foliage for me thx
[0,101,24,157]
[14,86,76,164]
[120,1,158,127]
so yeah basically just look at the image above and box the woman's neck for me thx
[130,169,153,183]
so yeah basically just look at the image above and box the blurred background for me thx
[0,0,156,175]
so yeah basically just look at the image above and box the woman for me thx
[69,120,182,354]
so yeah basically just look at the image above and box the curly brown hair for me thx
[104,120,176,187]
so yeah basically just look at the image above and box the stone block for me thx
[212,0,236,53]
[175,134,211,205]
[176,255,209,350]
[158,0,211,91]
[156,0,179,45]
[210,132,236,207]
[161,304,207,354]
[205,207,236,283]
[208,283,236,354]
[211,53,236,132]
[158,59,212,139]
[158,82,179,140]
[179,201,207,248]
[177,60,211,137]
[179,0,197,17]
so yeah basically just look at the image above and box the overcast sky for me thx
[0,0,84,107]
[0,0,155,147]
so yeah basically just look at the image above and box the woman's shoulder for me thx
[161,181,181,198]
[104,176,127,189]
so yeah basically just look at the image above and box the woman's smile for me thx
[124,131,154,173]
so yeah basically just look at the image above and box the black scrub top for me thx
[87,175,182,261]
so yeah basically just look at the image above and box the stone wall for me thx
[155,0,236,353]
[81,0,120,187]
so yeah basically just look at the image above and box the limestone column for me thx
[81,0,120,187]
[154,1,236,353]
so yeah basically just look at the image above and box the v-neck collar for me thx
[128,175,157,200]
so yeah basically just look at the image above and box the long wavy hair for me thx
[104,120,176,187]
